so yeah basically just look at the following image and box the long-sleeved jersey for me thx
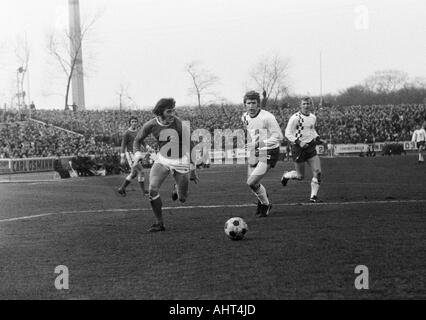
[412,129,426,142]
[241,109,283,150]
[133,116,191,159]
[285,111,319,144]
[120,129,138,154]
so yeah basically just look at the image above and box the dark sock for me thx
[121,179,131,189]
[138,181,146,193]
[150,196,163,225]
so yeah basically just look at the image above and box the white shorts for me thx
[156,153,190,174]
[126,152,143,172]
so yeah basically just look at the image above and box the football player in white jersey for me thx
[280,97,326,203]
[412,122,426,163]
[242,91,284,217]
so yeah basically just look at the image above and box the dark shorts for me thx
[417,141,425,149]
[292,143,317,163]
[249,147,280,168]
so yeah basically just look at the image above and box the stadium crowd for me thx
[1,103,425,160]
[31,103,426,144]
[0,121,115,159]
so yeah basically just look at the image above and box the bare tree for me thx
[406,76,426,89]
[116,82,138,112]
[47,13,101,109]
[186,61,219,107]
[249,55,291,106]
[364,70,409,93]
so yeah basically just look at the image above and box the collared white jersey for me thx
[285,111,319,144]
[241,109,283,150]
[412,129,426,142]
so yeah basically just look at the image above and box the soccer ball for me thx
[224,217,248,241]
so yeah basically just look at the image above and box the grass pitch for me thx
[0,155,425,299]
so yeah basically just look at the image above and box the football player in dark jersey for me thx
[117,116,148,196]
[133,98,199,232]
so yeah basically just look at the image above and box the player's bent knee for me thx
[126,172,136,180]
[149,190,160,201]
[149,187,159,197]
[248,182,260,190]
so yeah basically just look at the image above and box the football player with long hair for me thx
[133,98,199,232]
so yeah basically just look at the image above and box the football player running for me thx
[117,116,148,197]
[412,122,426,163]
[242,91,284,217]
[133,98,199,232]
[281,97,326,203]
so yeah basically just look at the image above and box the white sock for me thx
[311,177,320,198]
[252,184,269,205]
[284,170,298,179]
[419,153,424,162]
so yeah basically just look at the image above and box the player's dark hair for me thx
[153,98,176,116]
[301,96,313,104]
[128,116,138,124]
[243,91,260,104]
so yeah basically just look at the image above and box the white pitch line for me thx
[0,199,425,224]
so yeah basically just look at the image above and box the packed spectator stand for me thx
[1,103,425,162]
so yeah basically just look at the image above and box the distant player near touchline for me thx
[411,121,426,164]
[242,91,284,217]
[117,116,149,197]
[133,98,199,232]
[280,97,327,203]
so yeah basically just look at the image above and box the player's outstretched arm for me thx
[133,123,151,164]
[186,122,200,184]
[120,132,128,166]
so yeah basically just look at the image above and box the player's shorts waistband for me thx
[156,153,190,172]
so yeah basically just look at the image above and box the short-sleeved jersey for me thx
[285,111,319,144]
[120,129,138,154]
[241,109,283,150]
[412,129,426,142]
[134,117,190,159]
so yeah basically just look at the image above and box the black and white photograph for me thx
[0,0,425,304]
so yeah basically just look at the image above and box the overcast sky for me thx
[0,0,425,109]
